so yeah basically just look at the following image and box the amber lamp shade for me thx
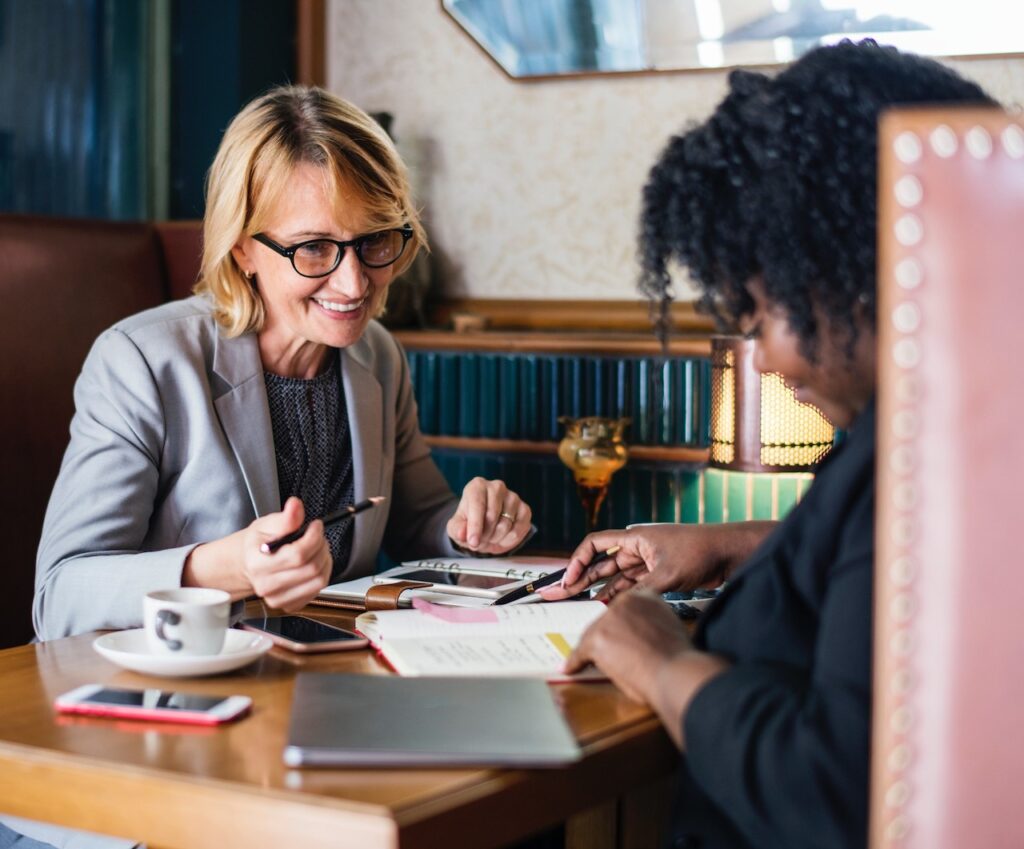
[709,335,835,473]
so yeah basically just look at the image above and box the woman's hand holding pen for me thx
[540,522,778,602]
[183,496,332,611]
[540,525,720,601]
[447,477,533,555]
[243,497,333,610]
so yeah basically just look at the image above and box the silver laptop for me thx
[284,672,582,768]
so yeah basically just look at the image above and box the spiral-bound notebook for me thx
[313,556,565,611]
[284,672,581,767]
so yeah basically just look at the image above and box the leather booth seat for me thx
[0,215,201,647]
[872,108,1024,849]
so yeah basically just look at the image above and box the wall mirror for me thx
[442,0,1024,78]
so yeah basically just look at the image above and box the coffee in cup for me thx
[143,588,230,656]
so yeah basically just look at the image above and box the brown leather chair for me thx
[873,109,1024,848]
[154,220,206,301]
[0,215,201,647]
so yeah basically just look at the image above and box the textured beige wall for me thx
[327,1,1024,301]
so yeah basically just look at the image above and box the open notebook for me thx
[315,556,567,610]
[356,600,607,681]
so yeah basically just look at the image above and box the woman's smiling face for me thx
[738,277,876,429]
[232,162,395,377]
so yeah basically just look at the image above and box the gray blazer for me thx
[34,296,459,639]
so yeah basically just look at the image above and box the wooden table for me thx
[0,609,677,849]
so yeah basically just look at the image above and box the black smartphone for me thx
[239,615,368,653]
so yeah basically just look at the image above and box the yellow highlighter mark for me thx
[546,633,573,659]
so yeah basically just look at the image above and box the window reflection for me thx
[443,0,1024,77]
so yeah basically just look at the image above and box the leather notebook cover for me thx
[284,672,581,767]
[310,579,432,611]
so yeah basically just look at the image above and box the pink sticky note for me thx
[411,598,499,624]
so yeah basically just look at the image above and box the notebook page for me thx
[396,555,567,581]
[382,633,602,679]
[357,601,605,641]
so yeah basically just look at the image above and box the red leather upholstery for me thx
[873,109,1024,848]
[0,215,201,647]
[155,220,203,300]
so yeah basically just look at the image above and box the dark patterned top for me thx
[264,352,353,580]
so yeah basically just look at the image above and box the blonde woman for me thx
[34,86,532,639]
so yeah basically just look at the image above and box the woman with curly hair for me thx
[543,42,995,848]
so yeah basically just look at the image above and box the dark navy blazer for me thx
[673,400,875,849]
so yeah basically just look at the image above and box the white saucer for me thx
[93,629,272,677]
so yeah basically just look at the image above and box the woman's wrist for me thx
[716,521,777,581]
[650,650,730,750]
[182,535,252,600]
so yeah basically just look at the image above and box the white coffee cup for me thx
[143,588,231,656]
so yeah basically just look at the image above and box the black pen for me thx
[492,545,622,606]
[260,496,386,554]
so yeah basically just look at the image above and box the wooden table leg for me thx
[565,799,617,849]
[619,773,675,849]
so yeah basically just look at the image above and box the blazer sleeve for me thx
[379,336,460,562]
[681,496,873,849]
[34,329,197,640]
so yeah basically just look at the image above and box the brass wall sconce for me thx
[557,416,629,531]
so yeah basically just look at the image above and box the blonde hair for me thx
[195,85,426,336]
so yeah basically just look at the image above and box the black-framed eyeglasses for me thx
[252,226,413,277]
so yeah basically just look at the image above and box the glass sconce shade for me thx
[557,416,630,531]
[709,336,835,473]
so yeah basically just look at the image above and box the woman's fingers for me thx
[450,477,488,548]
[563,627,596,675]
[448,479,533,554]
[484,491,522,545]
[541,534,636,600]
[563,531,634,583]
[541,555,626,600]
[563,591,693,704]
[255,560,322,599]
[594,572,639,600]
[479,499,532,553]
[266,571,332,612]
[563,552,631,594]
[447,512,469,547]
[246,508,331,605]
[255,496,304,542]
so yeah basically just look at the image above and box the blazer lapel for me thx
[342,342,385,567]
[211,330,281,519]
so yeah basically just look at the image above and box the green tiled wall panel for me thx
[752,476,774,521]
[703,468,725,523]
[701,469,814,523]
[680,473,702,524]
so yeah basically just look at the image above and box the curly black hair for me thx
[639,40,997,357]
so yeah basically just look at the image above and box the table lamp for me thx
[704,335,835,521]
